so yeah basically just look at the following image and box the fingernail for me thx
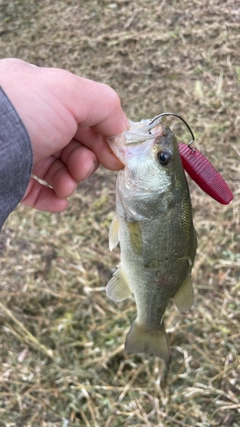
[73,182,78,192]
[85,159,99,179]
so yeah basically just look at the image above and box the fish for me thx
[106,116,197,362]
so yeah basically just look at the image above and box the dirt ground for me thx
[0,0,239,426]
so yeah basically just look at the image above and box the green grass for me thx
[0,0,239,426]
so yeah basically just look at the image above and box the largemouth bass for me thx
[106,116,197,361]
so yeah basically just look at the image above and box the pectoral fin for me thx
[172,275,194,312]
[127,221,142,255]
[109,215,119,251]
[106,264,132,302]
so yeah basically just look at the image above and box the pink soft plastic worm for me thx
[179,142,233,205]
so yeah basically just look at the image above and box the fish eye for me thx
[157,150,172,166]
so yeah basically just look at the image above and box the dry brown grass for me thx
[0,0,239,426]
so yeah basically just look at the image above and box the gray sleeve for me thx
[0,87,33,229]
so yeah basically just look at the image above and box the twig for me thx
[0,301,54,360]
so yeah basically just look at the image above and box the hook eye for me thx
[149,112,195,151]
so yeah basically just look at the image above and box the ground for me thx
[0,0,239,426]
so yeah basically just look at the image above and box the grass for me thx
[0,0,239,426]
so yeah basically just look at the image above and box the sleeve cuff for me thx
[0,87,33,229]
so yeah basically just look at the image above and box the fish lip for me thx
[107,117,163,146]
[124,118,163,146]
[107,117,170,165]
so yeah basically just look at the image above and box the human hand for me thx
[0,58,128,212]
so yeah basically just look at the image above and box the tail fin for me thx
[125,321,169,362]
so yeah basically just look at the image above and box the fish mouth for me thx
[107,112,194,165]
[106,117,164,165]
[124,117,163,146]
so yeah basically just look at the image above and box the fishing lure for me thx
[178,142,233,204]
[149,113,233,205]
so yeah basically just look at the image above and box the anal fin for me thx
[172,275,194,312]
[106,264,132,302]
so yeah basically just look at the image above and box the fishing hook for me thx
[149,112,195,151]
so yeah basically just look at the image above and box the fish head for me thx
[108,117,184,195]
